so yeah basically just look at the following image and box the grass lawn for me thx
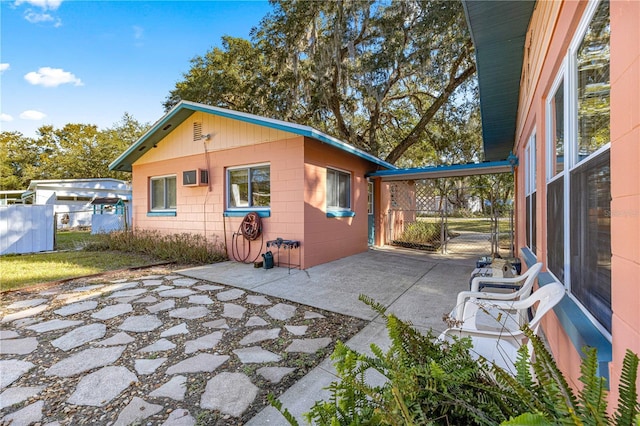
[445,217,512,234]
[1,251,159,292]
[55,229,99,250]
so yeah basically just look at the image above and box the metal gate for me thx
[384,179,514,257]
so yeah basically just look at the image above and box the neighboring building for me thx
[109,101,394,269]
[463,0,638,403]
[22,178,132,228]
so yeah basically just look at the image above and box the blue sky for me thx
[0,0,273,138]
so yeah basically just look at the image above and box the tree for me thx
[165,0,476,165]
[0,132,40,190]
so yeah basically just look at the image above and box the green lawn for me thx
[445,217,512,234]
[0,251,158,292]
[55,229,100,250]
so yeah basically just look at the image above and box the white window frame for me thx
[149,175,177,212]
[226,163,271,211]
[546,0,611,339]
[326,167,352,211]
[524,130,536,253]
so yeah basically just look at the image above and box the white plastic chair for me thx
[439,282,565,374]
[454,262,543,330]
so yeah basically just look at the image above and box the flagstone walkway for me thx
[0,270,365,425]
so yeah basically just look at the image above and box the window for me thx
[545,0,611,334]
[327,168,351,211]
[525,132,537,254]
[546,76,565,281]
[227,164,270,209]
[150,176,177,211]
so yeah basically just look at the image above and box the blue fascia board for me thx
[367,160,513,180]
[520,247,612,383]
[109,100,396,172]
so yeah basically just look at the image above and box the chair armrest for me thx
[455,290,522,320]
[441,327,525,342]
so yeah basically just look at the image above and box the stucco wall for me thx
[514,0,640,403]
[302,137,372,268]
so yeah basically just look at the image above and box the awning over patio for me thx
[366,159,514,181]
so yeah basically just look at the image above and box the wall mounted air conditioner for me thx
[182,169,209,186]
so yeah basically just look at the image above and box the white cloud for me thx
[24,67,83,87]
[25,11,55,24]
[0,113,14,122]
[15,0,62,11]
[0,63,9,73]
[20,110,47,120]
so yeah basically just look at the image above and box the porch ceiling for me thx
[366,160,513,181]
[462,0,536,161]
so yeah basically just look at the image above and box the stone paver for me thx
[285,338,332,354]
[26,319,83,333]
[135,358,167,375]
[149,375,187,401]
[193,284,224,292]
[157,289,197,298]
[172,278,198,287]
[285,325,308,336]
[0,400,44,426]
[53,300,98,316]
[161,409,195,426]
[222,303,246,319]
[0,360,35,389]
[133,295,158,304]
[107,288,147,299]
[202,319,229,329]
[184,331,223,354]
[113,397,163,426]
[118,315,162,332]
[216,288,245,301]
[239,328,280,345]
[51,323,106,351]
[147,299,176,313]
[245,316,268,327]
[233,347,282,363]
[0,330,19,339]
[67,366,137,406]
[0,337,39,355]
[187,295,214,305]
[142,279,164,287]
[246,295,271,305]
[72,284,104,292]
[168,306,209,320]
[1,305,48,323]
[138,338,176,353]
[200,372,258,417]
[94,332,135,346]
[257,367,296,383]
[91,303,133,320]
[45,346,127,377]
[0,386,44,410]
[6,298,48,310]
[304,310,326,319]
[266,303,297,320]
[160,323,189,337]
[151,285,174,292]
[166,353,229,375]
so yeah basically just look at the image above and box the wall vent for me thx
[193,122,202,141]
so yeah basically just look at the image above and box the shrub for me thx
[271,296,640,426]
[84,229,227,265]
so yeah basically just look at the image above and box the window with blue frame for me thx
[227,164,270,210]
[327,168,351,211]
[150,175,176,212]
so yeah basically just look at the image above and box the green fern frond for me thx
[268,393,300,426]
[614,350,640,426]
[502,412,555,425]
[577,346,609,424]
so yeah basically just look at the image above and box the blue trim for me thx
[366,160,513,180]
[520,248,612,384]
[223,210,271,218]
[147,211,176,217]
[109,100,396,172]
[326,210,355,218]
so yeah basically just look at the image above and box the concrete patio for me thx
[178,246,476,424]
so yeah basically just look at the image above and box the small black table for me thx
[266,239,301,273]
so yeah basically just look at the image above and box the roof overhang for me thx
[462,0,535,161]
[367,160,513,181]
[109,101,396,173]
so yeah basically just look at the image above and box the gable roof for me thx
[462,0,536,161]
[109,101,396,172]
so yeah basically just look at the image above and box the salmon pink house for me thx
[463,0,639,403]
[109,101,395,269]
